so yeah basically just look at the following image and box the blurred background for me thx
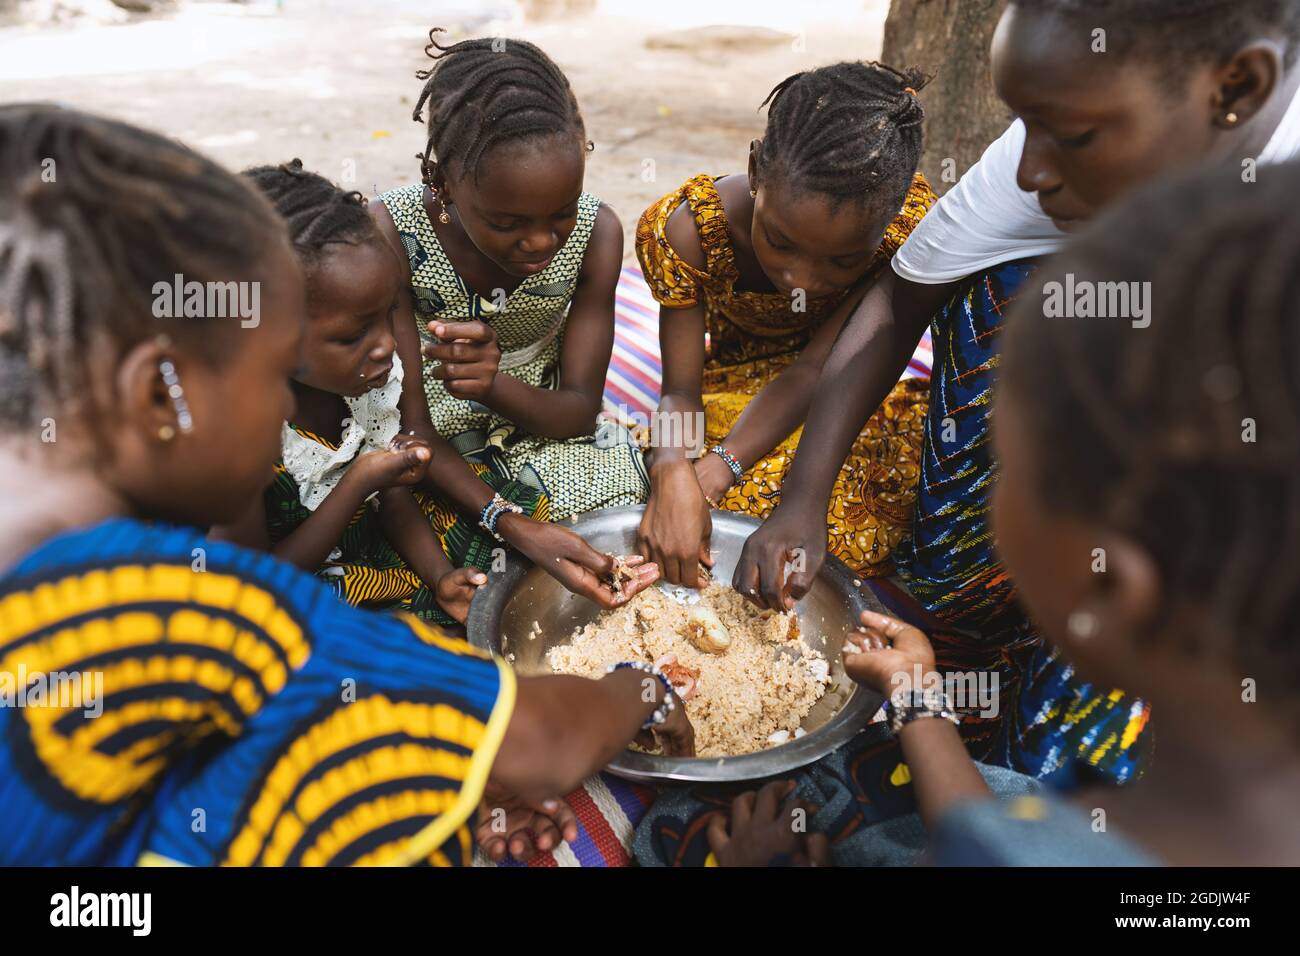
[0,0,1008,258]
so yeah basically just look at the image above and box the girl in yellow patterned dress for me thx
[635,62,936,587]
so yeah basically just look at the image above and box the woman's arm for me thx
[734,271,958,609]
[844,610,991,832]
[490,667,694,804]
[895,717,993,832]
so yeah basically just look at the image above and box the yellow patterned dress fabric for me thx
[635,173,936,574]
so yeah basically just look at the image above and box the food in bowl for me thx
[545,581,831,757]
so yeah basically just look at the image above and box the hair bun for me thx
[891,67,929,127]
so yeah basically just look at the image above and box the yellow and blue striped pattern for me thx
[0,518,510,866]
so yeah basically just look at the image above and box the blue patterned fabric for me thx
[634,722,1044,867]
[0,518,511,866]
[892,260,1151,786]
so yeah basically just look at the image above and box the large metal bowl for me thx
[467,506,884,783]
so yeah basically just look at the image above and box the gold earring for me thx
[749,187,757,198]
[1225,111,1240,125]
[158,424,176,442]
[429,186,452,224]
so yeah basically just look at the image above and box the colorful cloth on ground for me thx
[380,183,648,520]
[0,517,512,866]
[603,262,935,419]
[266,423,547,628]
[474,773,655,867]
[634,173,937,575]
[890,260,1151,783]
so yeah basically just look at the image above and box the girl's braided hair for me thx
[0,104,285,430]
[754,61,927,212]
[243,159,376,268]
[411,28,587,186]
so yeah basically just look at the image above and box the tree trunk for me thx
[882,0,1011,193]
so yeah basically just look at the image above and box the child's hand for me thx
[708,780,831,867]
[635,693,696,758]
[639,460,714,589]
[511,520,662,609]
[476,781,579,863]
[350,439,431,492]
[435,567,487,625]
[425,321,501,402]
[841,609,938,697]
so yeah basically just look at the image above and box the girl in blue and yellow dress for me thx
[0,105,692,867]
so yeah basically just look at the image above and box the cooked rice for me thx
[546,582,830,757]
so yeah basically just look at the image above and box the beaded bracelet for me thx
[708,444,743,482]
[886,687,960,735]
[606,661,676,729]
[479,493,524,543]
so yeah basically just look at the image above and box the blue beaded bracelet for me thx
[479,493,523,542]
[709,444,743,482]
[606,661,676,729]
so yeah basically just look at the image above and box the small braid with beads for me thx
[1002,160,1300,708]
[411,28,588,186]
[754,61,927,212]
[243,160,376,268]
[0,104,286,432]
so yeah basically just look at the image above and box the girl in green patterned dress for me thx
[373,31,648,520]
[217,162,660,626]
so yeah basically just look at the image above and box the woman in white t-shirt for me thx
[736,0,1300,787]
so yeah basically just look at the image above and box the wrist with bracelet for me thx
[606,661,677,729]
[708,444,744,484]
[886,685,960,735]
[479,493,524,543]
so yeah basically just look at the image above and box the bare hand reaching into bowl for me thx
[500,513,661,609]
[840,609,938,696]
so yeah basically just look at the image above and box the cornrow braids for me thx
[754,61,927,211]
[1011,0,1300,73]
[243,159,375,268]
[0,104,285,432]
[411,28,587,185]
[1002,160,1300,704]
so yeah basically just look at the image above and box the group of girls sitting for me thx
[0,0,1297,866]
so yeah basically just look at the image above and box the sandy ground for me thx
[1,0,889,258]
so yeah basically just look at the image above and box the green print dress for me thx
[380,184,648,520]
